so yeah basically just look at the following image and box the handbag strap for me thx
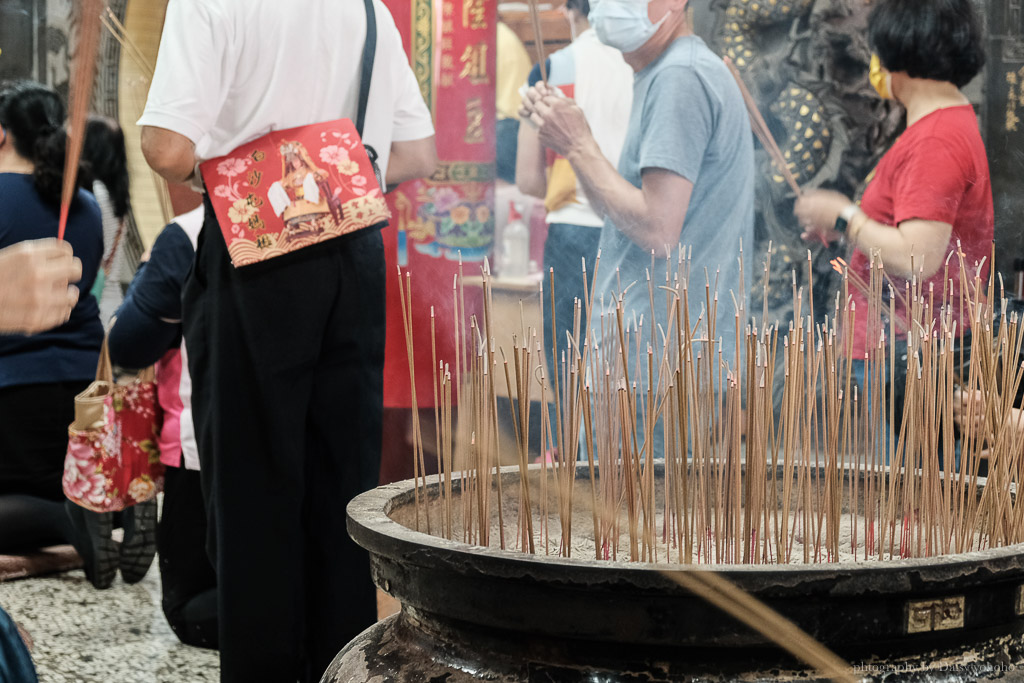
[357,0,376,138]
[95,335,113,383]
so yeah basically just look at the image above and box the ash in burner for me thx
[391,466,991,566]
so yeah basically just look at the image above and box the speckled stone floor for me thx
[0,563,219,682]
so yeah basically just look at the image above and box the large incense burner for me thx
[323,464,1024,682]
[324,244,1024,680]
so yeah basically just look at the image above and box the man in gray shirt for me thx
[520,0,754,453]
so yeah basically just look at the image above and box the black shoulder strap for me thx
[358,0,376,138]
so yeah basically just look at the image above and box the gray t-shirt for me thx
[594,36,754,377]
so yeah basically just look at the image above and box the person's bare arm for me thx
[141,126,198,185]
[849,216,953,279]
[795,190,953,280]
[515,121,547,199]
[385,136,438,187]
[523,85,692,251]
[0,239,82,335]
[566,139,692,251]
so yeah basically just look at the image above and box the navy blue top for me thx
[0,173,104,388]
[109,222,194,370]
[0,605,37,683]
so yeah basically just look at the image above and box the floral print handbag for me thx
[63,337,164,512]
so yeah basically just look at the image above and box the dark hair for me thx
[0,80,68,206]
[567,0,590,19]
[868,0,984,88]
[81,115,130,220]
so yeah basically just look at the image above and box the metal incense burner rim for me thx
[347,462,1024,659]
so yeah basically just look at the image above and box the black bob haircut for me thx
[868,0,985,88]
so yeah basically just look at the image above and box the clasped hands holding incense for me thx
[519,82,592,159]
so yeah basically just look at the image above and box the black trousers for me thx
[183,200,384,683]
[0,381,86,552]
[158,461,218,649]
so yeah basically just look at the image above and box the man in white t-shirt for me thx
[138,1,436,681]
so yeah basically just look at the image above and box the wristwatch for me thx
[833,203,861,235]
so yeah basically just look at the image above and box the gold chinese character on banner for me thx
[463,0,486,29]
[465,97,484,143]
[441,54,454,70]
[247,170,262,188]
[459,43,488,85]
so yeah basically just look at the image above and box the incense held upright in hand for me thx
[58,0,104,240]
[526,0,548,83]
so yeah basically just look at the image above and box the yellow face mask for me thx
[869,54,893,100]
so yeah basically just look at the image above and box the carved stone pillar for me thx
[986,0,1024,288]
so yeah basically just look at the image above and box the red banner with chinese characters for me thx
[382,0,496,407]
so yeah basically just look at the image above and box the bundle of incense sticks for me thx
[58,0,104,240]
[100,7,153,79]
[526,0,548,83]
[399,241,1021,566]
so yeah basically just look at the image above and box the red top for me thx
[849,105,993,357]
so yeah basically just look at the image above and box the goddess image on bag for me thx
[267,140,344,242]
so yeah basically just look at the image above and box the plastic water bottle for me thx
[502,201,530,277]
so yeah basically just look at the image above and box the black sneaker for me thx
[65,501,119,590]
[119,498,158,584]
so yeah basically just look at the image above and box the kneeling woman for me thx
[0,81,103,553]
[108,205,217,649]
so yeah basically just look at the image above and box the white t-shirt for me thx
[138,0,434,179]
[175,205,205,471]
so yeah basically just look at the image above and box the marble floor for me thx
[0,563,219,682]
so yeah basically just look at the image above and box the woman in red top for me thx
[795,0,992,454]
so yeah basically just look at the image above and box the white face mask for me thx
[589,0,669,53]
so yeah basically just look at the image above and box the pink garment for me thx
[155,348,184,467]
